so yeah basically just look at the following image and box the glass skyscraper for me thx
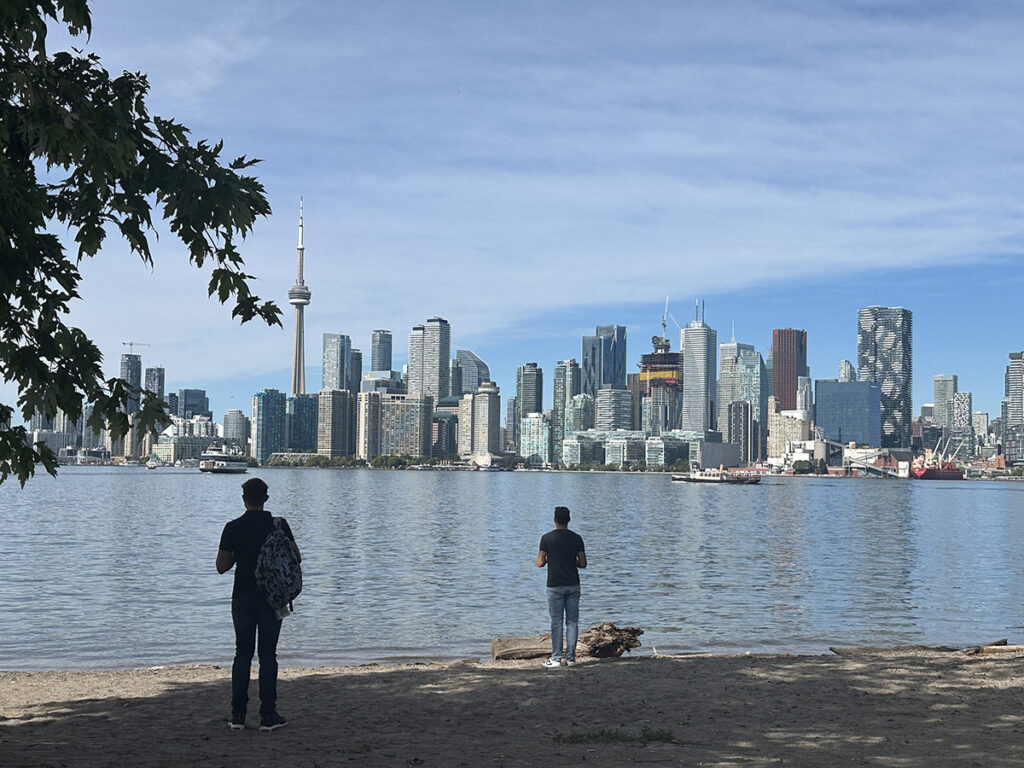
[857,306,913,448]
[681,315,717,433]
[455,349,490,393]
[815,379,881,447]
[370,330,392,373]
[120,353,142,415]
[252,388,287,464]
[581,325,626,397]
[322,333,352,391]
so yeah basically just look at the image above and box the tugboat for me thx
[198,445,248,474]
[910,438,965,480]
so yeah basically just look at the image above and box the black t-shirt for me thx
[219,509,295,596]
[539,528,585,587]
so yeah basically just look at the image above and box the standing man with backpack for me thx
[217,477,301,731]
[537,505,587,668]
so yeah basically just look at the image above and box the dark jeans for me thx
[231,590,282,717]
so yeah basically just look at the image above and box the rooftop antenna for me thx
[695,299,699,322]
[661,297,668,341]
[731,320,735,343]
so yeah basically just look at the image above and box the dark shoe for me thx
[259,712,288,732]
[229,712,245,731]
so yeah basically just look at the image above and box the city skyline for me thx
[5,2,1023,428]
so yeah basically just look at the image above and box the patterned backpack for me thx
[254,517,302,616]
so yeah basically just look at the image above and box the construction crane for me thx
[122,341,151,355]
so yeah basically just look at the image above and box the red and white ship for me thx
[910,438,964,480]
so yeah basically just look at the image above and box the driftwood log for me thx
[491,622,643,661]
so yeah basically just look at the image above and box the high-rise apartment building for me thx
[1004,352,1024,428]
[520,412,551,467]
[288,201,311,396]
[515,362,543,452]
[456,350,490,394]
[322,333,352,391]
[596,385,633,431]
[380,393,433,458]
[349,349,363,393]
[144,367,165,400]
[552,359,581,460]
[933,374,958,430]
[251,388,286,464]
[857,306,913,448]
[681,312,717,432]
[407,317,451,400]
[286,393,318,452]
[473,381,502,456]
[448,358,463,398]
[838,360,856,383]
[565,393,595,434]
[177,388,211,419]
[356,391,382,460]
[223,409,250,448]
[370,330,393,373]
[581,325,626,397]
[120,353,142,415]
[317,389,355,457]
[504,396,517,452]
[770,328,807,412]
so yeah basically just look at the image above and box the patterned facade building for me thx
[857,306,913,448]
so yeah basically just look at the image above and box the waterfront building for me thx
[515,363,543,452]
[604,430,647,468]
[681,308,717,432]
[317,389,355,458]
[717,340,754,436]
[766,395,811,459]
[120,353,142,415]
[144,367,165,400]
[286,393,318,452]
[933,374,958,431]
[552,359,581,461]
[177,388,211,419]
[432,412,458,457]
[370,330,392,373]
[252,388,286,465]
[223,409,251,449]
[640,336,682,436]
[771,328,807,411]
[322,333,352,392]
[448,358,463,398]
[356,391,382,460]
[380,393,433,458]
[407,317,450,400]
[581,325,626,397]
[520,412,551,467]
[565,393,595,434]
[814,380,881,447]
[349,349,362,394]
[562,431,605,466]
[838,360,856,383]
[645,434,688,468]
[1004,352,1024,428]
[456,349,490,394]
[596,385,632,431]
[361,371,405,395]
[857,306,913,448]
[288,201,311,395]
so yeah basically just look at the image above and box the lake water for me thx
[2,467,1024,670]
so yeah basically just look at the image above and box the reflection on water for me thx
[2,468,1024,669]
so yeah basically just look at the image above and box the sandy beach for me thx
[4,650,1024,767]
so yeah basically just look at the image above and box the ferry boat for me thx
[198,446,248,474]
[672,466,761,484]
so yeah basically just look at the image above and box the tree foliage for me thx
[0,1,281,485]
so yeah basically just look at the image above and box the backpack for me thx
[254,517,302,615]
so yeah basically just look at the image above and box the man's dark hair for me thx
[242,477,269,505]
[554,506,570,525]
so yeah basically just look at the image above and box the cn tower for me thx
[288,200,311,395]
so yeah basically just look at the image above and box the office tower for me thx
[639,337,682,436]
[432,412,457,456]
[380,393,433,458]
[371,330,393,373]
[166,392,178,416]
[406,317,450,400]
[1004,353,1023,427]
[317,389,355,457]
[838,360,856,383]
[770,328,807,411]
[857,306,913,448]
[736,349,768,433]
[596,385,632,430]
[223,409,251,447]
[289,201,312,395]
[717,341,755,435]
[356,391,382,460]
[520,412,551,467]
[29,410,53,431]
[728,400,761,465]
[505,396,518,452]
[932,374,958,430]
[581,325,627,397]
[973,411,989,441]
[251,388,287,464]
[286,393,318,452]
[515,362,543,451]
[177,388,211,419]
[349,349,363,393]
[565,393,595,434]
[796,376,813,419]
[144,367,165,400]
[120,353,142,415]
[815,380,882,446]
[681,307,717,432]
[448,358,463,398]
[322,333,352,391]
[552,359,581,460]
[456,350,490,394]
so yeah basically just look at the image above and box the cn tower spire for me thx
[288,198,312,396]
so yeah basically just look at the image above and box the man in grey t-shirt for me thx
[536,505,587,668]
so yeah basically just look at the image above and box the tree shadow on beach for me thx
[3,652,1024,767]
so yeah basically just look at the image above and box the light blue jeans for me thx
[547,584,581,661]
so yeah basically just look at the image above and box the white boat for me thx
[672,466,761,484]
[198,446,248,474]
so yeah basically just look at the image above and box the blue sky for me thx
[11,0,1024,422]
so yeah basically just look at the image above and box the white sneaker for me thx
[565,659,577,667]
[542,657,563,668]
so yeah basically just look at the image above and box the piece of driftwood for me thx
[976,644,1024,654]
[830,645,959,657]
[491,622,644,661]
